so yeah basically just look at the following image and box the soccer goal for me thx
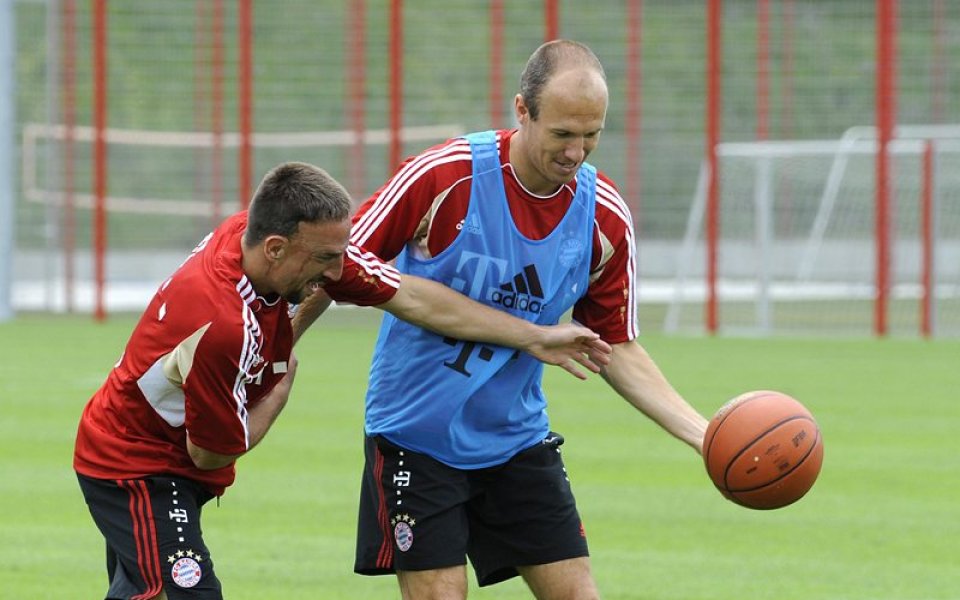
[21,122,464,215]
[664,125,960,337]
[17,122,463,313]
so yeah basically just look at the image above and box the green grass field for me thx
[1,310,957,599]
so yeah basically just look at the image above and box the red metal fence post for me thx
[92,0,107,321]
[238,0,253,209]
[705,0,722,334]
[874,0,897,336]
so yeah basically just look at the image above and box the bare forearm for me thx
[291,291,333,344]
[247,355,298,449]
[187,391,289,470]
[377,274,611,378]
[380,274,540,347]
[601,341,708,452]
[186,359,297,470]
[246,384,290,449]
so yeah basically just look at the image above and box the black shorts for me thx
[354,432,589,587]
[77,473,223,600]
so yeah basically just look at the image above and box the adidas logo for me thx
[457,214,482,235]
[490,264,545,314]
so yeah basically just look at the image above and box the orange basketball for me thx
[703,390,824,510]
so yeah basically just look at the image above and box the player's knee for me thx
[397,567,468,600]
[519,557,599,600]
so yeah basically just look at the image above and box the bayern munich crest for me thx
[168,549,203,588]
[558,237,585,268]
[391,514,416,552]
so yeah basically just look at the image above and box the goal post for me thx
[18,122,464,313]
[665,125,960,337]
[22,122,464,215]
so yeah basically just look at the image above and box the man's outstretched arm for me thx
[376,273,611,380]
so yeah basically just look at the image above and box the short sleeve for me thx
[323,244,402,306]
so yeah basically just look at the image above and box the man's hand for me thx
[525,323,612,380]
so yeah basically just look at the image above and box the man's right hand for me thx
[524,323,612,380]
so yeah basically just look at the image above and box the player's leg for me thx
[145,476,223,599]
[105,543,170,600]
[77,473,223,599]
[354,435,473,599]
[517,557,599,600]
[397,565,468,600]
[466,431,595,594]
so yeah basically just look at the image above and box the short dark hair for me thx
[244,162,352,246]
[519,39,606,120]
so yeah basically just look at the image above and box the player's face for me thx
[277,218,351,304]
[513,68,607,195]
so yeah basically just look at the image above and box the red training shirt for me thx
[74,212,400,495]
[350,129,639,343]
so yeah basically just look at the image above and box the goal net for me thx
[664,125,960,337]
[18,123,463,312]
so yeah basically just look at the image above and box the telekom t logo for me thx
[443,251,517,377]
[449,251,508,299]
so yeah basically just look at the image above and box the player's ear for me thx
[514,94,528,125]
[263,235,287,261]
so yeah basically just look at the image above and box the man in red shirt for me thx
[74,161,610,600]
[349,41,710,598]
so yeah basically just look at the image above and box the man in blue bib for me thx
[351,40,709,599]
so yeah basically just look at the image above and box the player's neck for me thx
[507,132,561,197]
[240,242,272,297]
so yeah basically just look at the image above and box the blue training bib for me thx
[363,130,597,468]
